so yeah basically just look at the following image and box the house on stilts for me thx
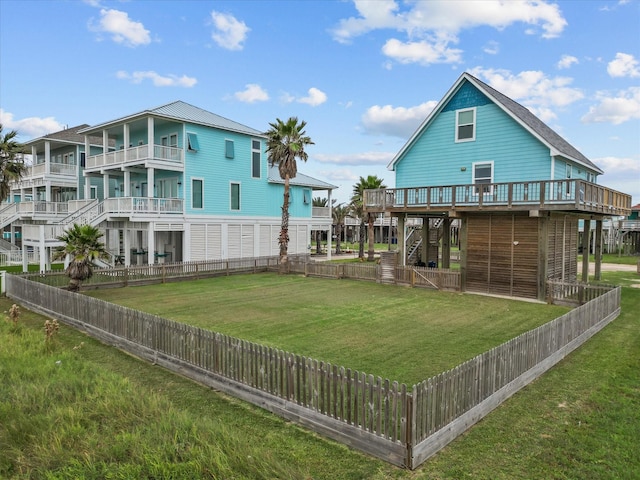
[364,72,632,301]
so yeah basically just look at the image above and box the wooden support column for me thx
[594,219,603,281]
[442,217,451,269]
[581,219,590,283]
[397,215,406,267]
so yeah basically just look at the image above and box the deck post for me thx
[594,220,603,281]
[581,219,591,283]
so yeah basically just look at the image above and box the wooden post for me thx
[442,217,451,269]
[594,219,603,281]
[581,219,590,283]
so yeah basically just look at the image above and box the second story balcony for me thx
[85,144,184,173]
[364,180,632,217]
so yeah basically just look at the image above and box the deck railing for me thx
[364,180,631,216]
[86,144,184,170]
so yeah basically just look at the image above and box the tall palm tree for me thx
[0,124,27,204]
[332,203,349,254]
[351,175,386,262]
[265,117,314,272]
[312,196,328,254]
[52,223,110,292]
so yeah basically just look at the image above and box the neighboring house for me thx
[618,203,640,254]
[365,72,631,300]
[1,125,107,263]
[2,101,336,270]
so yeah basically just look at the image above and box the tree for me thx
[312,197,328,254]
[351,175,386,262]
[52,223,110,292]
[332,203,349,254]
[0,124,27,204]
[265,117,314,272]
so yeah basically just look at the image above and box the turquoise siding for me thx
[183,123,311,218]
[396,83,553,188]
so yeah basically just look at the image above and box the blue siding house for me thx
[3,101,336,269]
[365,72,631,300]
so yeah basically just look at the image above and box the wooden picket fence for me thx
[5,269,621,469]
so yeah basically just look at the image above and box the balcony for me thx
[85,144,184,172]
[364,180,631,217]
[312,206,331,218]
[12,163,77,189]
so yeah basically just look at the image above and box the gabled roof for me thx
[79,101,264,137]
[22,124,105,146]
[389,72,604,175]
[268,165,337,190]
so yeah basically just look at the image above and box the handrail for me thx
[364,180,632,216]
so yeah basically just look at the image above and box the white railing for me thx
[86,144,184,169]
[312,206,331,218]
[21,224,67,242]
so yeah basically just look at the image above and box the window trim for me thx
[472,161,493,196]
[251,139,261,178]
[230,181,241,211]
[455,107,476,143]
[191,178,204,209]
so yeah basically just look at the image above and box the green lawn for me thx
[2,275,638,478]
[86,273,569,385]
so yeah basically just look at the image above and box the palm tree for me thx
[0,124,27,204]
[52,223,110,292]
[332,203,349,254]
[351,175,386,262]
[265,117,314,272]
[312,197,328,254]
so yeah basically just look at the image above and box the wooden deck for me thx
[364,180,631,217]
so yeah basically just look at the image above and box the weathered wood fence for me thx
[5,270,621,469]
[21,255,461,292]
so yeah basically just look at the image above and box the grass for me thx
[579,252,640,265]
[2,270,639,478]
[86,273,568,384]
[0,299,401,480]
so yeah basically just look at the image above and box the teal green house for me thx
[366,72,631,300]
[3,102,336,269]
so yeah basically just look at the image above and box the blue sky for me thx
[1,0,638,205]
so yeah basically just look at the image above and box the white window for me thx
[566,164,572,195]
[251,139,261,178]
[473,161,493,195]
[230,182,240,211]
[456,108,476,142]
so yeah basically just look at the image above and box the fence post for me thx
[405,387,414,469]
[162,265,166,284]
[124,268,128,287]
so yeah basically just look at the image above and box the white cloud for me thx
[314,151,394,166]
[362,100,438,138]
[607,52,640,78]
[210,11,250,50]
[469,67,584,121]
[582,87,640,125]
[331,1,566,65]
[557,54,578,69]
[483,40,499,55]
[0,109,64,139]
[595,156,640,201]
[317,167,361,182]
[298,88,328,106]
[234,84,269,103]
[89,8,151,47]
[382,38,462,65]
[116,70,197,87]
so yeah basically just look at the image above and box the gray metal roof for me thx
[22,124,105,146]
[268,165,337,190]
[466,73,603,174]
[390,72,603,174]
[79,101,264,137]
